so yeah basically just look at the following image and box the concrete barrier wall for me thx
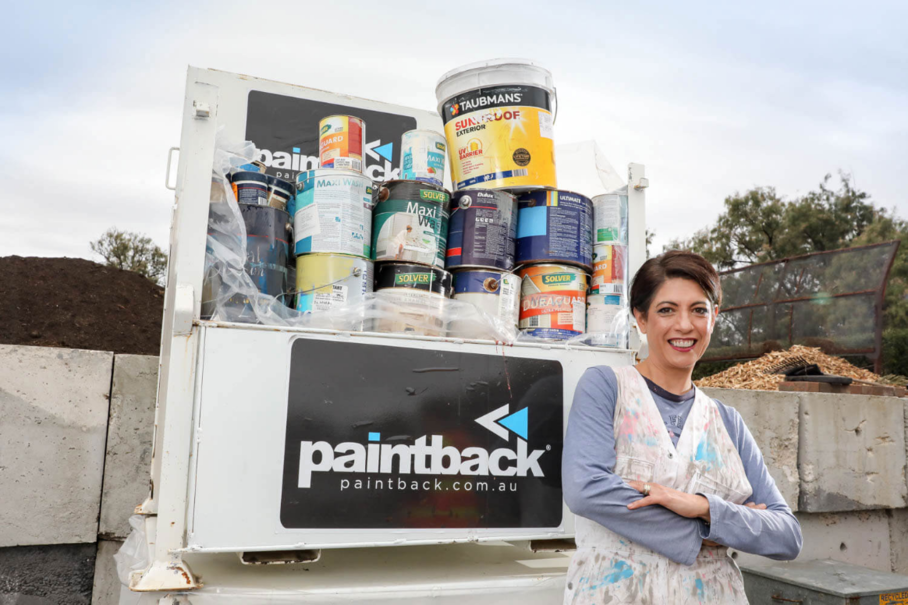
[2,345,907,603]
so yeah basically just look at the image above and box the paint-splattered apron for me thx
[564,366,753,604]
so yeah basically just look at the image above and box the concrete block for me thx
[730,510,893,573]
[99,355,158,540]
[890,508,908,575]
[91,540,123,605]
[0,345,113,547]
[702,388,800,511]
[0,542,96,604]
[798,392,907,512]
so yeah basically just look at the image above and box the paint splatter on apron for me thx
[564,366,753,604]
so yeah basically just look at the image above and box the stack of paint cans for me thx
[589,191,630,347]
[292,115,375,329]
[372,130,454,336]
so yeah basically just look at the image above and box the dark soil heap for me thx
[0,256,164,355]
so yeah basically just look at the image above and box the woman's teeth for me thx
[669,339,695,347]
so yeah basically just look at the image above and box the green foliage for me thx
[90,228,167,286]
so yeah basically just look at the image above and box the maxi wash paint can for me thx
[294,169,374,258]
[518,264,588,340]
[446,189,517,272]
[401,130,446,187]
[515,189,593,271]
[294,254,373,329]
[436,58,557,191]
[449,270,520,340]
[372,263,453,337]
[319,115,365,173]
[372,180,450,268]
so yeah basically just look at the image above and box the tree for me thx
[90,228,167,286]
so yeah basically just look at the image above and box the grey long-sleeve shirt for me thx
[563,366,802,566]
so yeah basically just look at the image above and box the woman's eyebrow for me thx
[655,301,678,307]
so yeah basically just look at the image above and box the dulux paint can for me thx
[319,115,365,173]
[372,180,450,268]
[294,254,374,316]
[435,59,558,191]
[515,189,593,271]
[231,171,270,206]
[401,130,447,187]
[590,245,626,297]
[518,264,588,340]
[293,169,373,258]
[449,270,521,340]
[372,263,453,337]
[587,294,627,348]
[446,189,517,271]
[592,192,629,246]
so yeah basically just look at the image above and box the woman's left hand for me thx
[627,480,711,522]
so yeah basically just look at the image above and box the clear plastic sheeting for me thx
[114,515,151,587]
[202,135,629,349]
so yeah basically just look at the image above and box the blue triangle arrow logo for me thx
[497,407,528,441]
[375,142,394,162]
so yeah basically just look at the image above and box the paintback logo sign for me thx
[280,339,564,529]
[245,91,418,183]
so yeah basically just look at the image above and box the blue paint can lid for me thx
[231,171,269,185]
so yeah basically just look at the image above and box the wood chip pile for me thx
[695,345,880,391]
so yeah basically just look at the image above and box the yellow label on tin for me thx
[881,591,908,604]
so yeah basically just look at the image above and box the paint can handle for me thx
[552,87,558,125]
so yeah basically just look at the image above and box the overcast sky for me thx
[3,1,906,261]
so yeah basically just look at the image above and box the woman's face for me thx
[634,278,718,371]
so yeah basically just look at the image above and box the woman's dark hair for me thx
[629,250,722,316]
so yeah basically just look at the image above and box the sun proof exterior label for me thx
[280,339,564,529]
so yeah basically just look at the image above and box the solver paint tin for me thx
[436,59,557,191]
[231,171,270,206]
[516,189,593,270]
[587,294,627,348]
[294,254,373,315]
[592,192,629,246]
[401,130,446,187]
[372,180,450,268]
[372,263,453,337]
[518,264,588,340]
[590,245,626,297]
[446,189,517,271]
[319,115,365,172]
[294,169,373,258]
[449,270,520,339]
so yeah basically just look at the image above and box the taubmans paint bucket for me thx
[449,270,520,339]
[372,180,450,268]
[295,253,373,317]
[435,59,557,191]
[294,169,373,258]
[231,171,270,206]
[587,294,627,348]
[515,189,593,271]
[591,245,626,297]
[266,175,295,212]
[372,263,453,337]
[592,192,629,246]
[401,130,446,187]
[319,115,365,173]
[518,264,588,340]
[446,189,517,272]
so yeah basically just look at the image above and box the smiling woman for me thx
[562,251,802,605]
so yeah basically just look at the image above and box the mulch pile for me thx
[0,256,164,355]
[695,345,880,391]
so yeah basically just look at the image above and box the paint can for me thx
[319,115,365,173]
[592,192,628,246]
[231,171,270,206]
[293,169,373,258]
[587,294,627,348]
[295,254,373,323]
[515,189,593,271]
[372,263,453,337]
[265,175,295,212]
[435,59,557,191]
[446,189,517,272]
[518,264,588,340]
[449,270,521,339]
[401,130,447,187]
[372,180,450,268]
[590,245,626,297]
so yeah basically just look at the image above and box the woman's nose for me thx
[677,312,694,331]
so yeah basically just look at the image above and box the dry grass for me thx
[695,345,880,391]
